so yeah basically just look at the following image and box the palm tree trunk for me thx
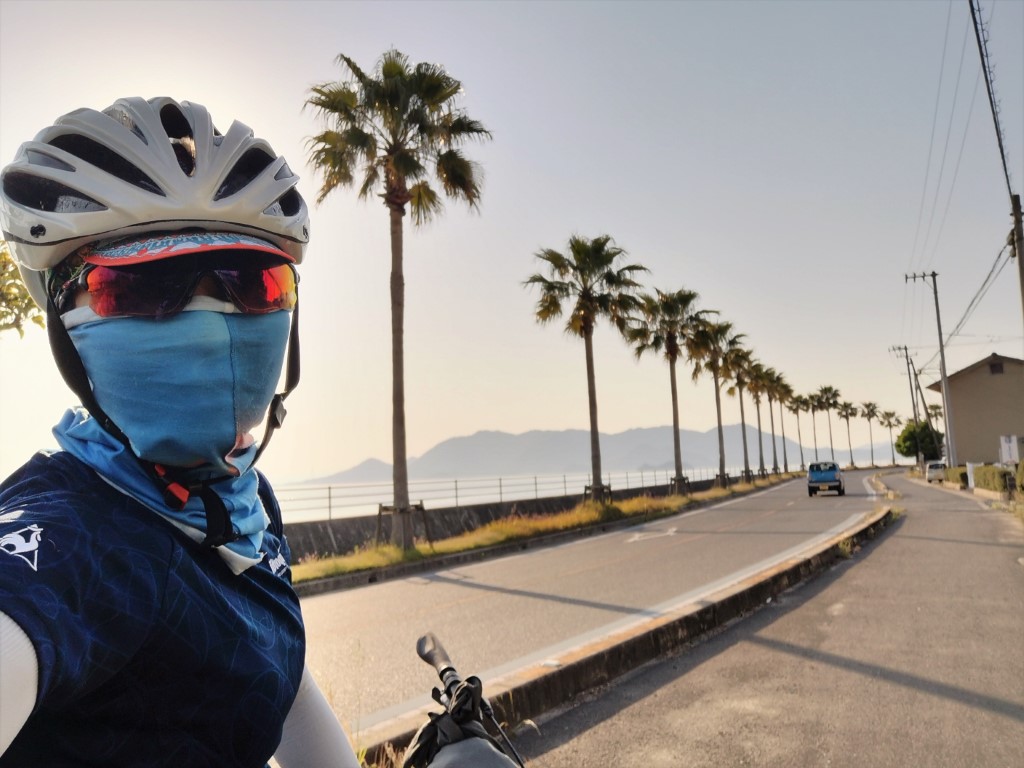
[738,387,751,482]
[826,411,836,461]
[669,357,683,481]
[389,206,413,549]
[845,420,854,466]
[767,397,779,474]
[888,427,896,465]
[811,409,819,461]
[778,401,789,473]
[867,419,875,466]
[755,401,766,476]
[584,329,603,492]
[713,373,727,487]
[795,412,806,470]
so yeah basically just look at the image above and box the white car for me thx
[925,462,946,483]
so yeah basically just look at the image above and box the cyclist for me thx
[0,97,360,767]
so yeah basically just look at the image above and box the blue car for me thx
[807,461,845,497]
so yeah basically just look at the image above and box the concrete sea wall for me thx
[283,478,722,561]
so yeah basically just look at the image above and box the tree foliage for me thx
[305,48,492,221]
[1,242,44,337]
[894,419,943,461]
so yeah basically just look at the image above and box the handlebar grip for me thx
[416,632,461,694]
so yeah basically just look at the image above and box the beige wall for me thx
[945,359,1024,464]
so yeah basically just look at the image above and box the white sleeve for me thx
[1,611,38,755]
[273,666,361,768]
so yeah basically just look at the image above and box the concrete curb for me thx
[354,503,897,762]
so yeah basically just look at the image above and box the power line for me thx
[920,9,972,267]
[909,0,954,270]
[919,241,1012,371]
[927,66,984,265]
[969,0,1015,199]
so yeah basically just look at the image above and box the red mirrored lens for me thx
[217,264,297,313]
[81,262,296,317]
[84,266,195,317]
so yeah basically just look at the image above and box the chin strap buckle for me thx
[269,394,287,429]
[152,464,238,548]
[153,464,190,509]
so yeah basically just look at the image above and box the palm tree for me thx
[747,362,769,477]
[788,394,810,470]
[817,385,841,461]
[879,411,902,465]
[762,366,782,474]
[837,401,858,467]
[724,346,755,482]
[628,288,708,492]
[861,402,880,467]
[774,374,794,473]
[808,392,822,461]
[306,49,492,549]
[525,235,647,499]
[689,319,745,487]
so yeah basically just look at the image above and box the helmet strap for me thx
[46,290,131,448]
[254,301,300,464]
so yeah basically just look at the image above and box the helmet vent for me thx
[25,149,76,172]
[276,188,303,217]
[3,171,107,213]
[171,136,197,177]
[102,106,148,145]
[214,147,274,201]
[48,134,165,196]
[274,162,293,181]
[159,103,193,141]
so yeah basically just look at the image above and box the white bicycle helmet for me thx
[1,96,309,307]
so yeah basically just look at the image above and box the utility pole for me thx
[1012,194,1024,334]
[891,345,923,472]
[969,0,1024,336]
[905,273,957,467]
[908,355,942,460]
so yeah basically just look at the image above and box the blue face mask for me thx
[68,310,291,477]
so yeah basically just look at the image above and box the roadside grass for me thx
[291,474,797,585]
[836,537,855,559]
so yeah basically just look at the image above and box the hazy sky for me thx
[1,0,1022,484]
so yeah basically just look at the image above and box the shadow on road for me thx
[516,514,1022,757]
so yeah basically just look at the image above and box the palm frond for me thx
[390,147,426,180]
[444,114,493,142]
[435,149,483,205]
[306,48,489,219]
[358,165,382,200]
[408,181,443,225]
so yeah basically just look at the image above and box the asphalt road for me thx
[512,473,1024,768]
[298,470,884,742]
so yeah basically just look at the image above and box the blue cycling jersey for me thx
[0,451,305,767]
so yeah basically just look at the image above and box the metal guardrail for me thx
[275,466,741,523]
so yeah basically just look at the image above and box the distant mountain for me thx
[316,458,393,484]
[309,425,895,484]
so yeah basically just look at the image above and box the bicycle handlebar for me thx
[413,632,527,768]
[416,632,463,697]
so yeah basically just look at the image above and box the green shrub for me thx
[973,465,1013,493]
[945,466,967,487]
[1016,461,1024,492]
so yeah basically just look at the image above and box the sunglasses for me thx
[53,255,297,318]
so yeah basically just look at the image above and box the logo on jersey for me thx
[267,550,288,577]
[1,524,44,571]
